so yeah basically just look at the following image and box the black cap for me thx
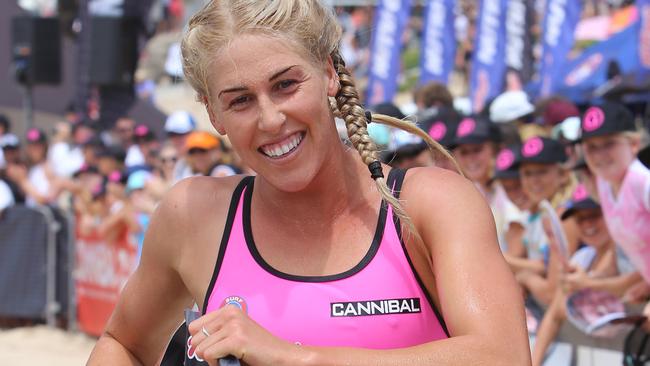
[450,115,499,149]
[134,124,156,142]
[73,163,99,177]
[494,145,521,180]
[561,185,600,220]
[517,136,567,165]
[580,102,635,141]
[97,145,126,162]
[418,107,460,149]
[25,128,47,144]
[369,102,406,120]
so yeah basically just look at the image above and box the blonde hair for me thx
[181,0,458,240]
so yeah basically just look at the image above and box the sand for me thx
[0,326,97,365]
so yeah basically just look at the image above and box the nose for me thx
[257,95,286,133]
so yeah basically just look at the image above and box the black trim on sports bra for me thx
[201,176,253,314]
[243,177,387,283]
[387,168,451,337]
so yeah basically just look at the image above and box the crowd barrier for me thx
[0,204,75,328]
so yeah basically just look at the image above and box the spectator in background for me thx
[184,131,226,177]
[490,90,537,145]
[132,124,160,170]
[0,114,11,169]
[9,128,60,207]
[125,170,156,263]
[111,117,141,167]
[509,137,577,306]
[0,134,26,204]
[164,111,196,182]
[49,119,97,178]
[147,142,179,200]
[492,145,530,256]
[413,82,455,112]
[418,106,461,171]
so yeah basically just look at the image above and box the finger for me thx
[195,328,238,363]
[189,306,241,334]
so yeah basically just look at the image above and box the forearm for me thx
[302,335,529,366]
[505,254,545,274]
[87,333,144,366]
[583,272,643,297]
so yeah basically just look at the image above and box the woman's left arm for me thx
[189,168,531,366]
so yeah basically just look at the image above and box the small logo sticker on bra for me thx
[221,296,248,313]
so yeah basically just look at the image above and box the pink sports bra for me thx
[202,169,448,348]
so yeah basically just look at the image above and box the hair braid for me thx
[330,49,424,243]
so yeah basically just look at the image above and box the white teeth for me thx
[261,133,303,158]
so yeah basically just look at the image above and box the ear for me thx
[204,96,226,135]
[325,56,339,98]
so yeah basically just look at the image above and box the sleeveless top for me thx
[202,169,449,348]
[597,159,650,283]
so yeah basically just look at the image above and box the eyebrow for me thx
[217,65,298,99]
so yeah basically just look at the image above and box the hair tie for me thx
[365,110,372,124]
[368,161,384,180]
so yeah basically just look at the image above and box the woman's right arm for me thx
[87,180,200,365]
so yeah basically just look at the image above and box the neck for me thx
[254,144,377,226]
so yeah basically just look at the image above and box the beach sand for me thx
[0,326,96,365]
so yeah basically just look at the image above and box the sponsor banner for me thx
[75,225,137,336]
[505,0,535,89]
[469,0,509,112]
[366,0,413,105]
[419,0,456,84]
[538,0,582,97]
[640,0,650,72]
[554,23,640,102]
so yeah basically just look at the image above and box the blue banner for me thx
[505,0,535,89]
[538,0,582,97]
[553,23,640,102]
[419,0,456,85]
[469,0,508,112]
[640,0,650,73]
[366,0,413,105]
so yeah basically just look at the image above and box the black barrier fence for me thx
[0,204,75,329]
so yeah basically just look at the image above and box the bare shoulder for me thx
[143,175,247,300]
[399,167,494,236]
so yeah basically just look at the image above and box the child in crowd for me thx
[579,102,650,283]
[450,115,524,251]
[531,185,641,366]
[492,144,530,255]
[508,136,577,306]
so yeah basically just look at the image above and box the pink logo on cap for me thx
[583,106,605,132]
[496,149,515,171]
[522,137,544,158]
[26,129,40,141]
[108,171,122,183]
[572,184,588,201]
[428,121,447,141]
[457,118,476,137]
[135,125,149,136]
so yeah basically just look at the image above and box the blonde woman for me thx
[87,1,529,365]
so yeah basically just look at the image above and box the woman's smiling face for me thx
[205,34,340,191]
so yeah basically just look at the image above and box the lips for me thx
[259,132,304,159]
